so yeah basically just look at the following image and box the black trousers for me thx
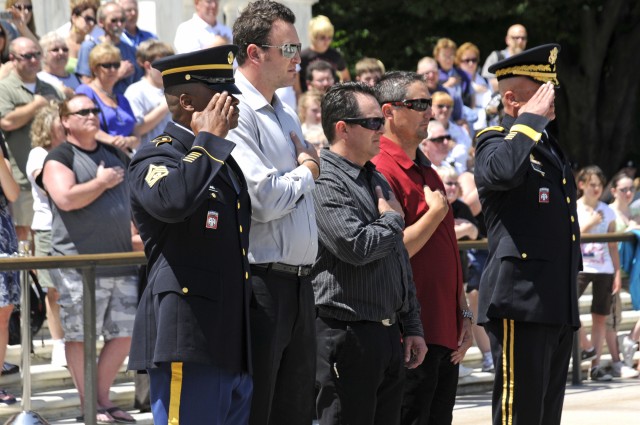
[401,344,459,425]
[315,316,405,425]
[484,319,574,425]
[248,267,316,425]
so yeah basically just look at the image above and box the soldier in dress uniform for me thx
[473,44,582,425]
[127,45,253,425]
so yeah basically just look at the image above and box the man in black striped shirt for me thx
[311,82,426,425]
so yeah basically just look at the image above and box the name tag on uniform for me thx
[206,211,219,229]
[539,187,550,203]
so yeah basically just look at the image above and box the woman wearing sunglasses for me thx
[5,0,37,43]
[456,42,494,133]
[37,32,81,98]
[63,0,98,75]
[75,43,139,153]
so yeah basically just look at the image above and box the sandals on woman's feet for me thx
[0,389,17,405]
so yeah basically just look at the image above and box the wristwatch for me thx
[461,309,474,324]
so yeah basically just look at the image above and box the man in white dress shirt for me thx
[173,0,233,53]
[227,1,320,424]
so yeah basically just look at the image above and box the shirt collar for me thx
[379,135,431,170]
[234,69,271,111]
[320,148,376,181]
[192,13,217,30]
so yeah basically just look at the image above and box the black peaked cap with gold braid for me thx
[152,44,241,94]
[488,43,560,86]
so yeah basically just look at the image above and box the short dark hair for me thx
[306,59,334,82]
[232,0,296,66]
[322,82,376,143]
[374,71,425,104]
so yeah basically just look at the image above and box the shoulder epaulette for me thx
[153,136,173,147]
[475,126,505,140]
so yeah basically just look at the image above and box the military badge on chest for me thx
[539,187,550,203]
[206,211,219,229]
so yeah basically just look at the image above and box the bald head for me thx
[506,24,527,55]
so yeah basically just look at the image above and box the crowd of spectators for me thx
[0,0,638,422]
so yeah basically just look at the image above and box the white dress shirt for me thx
[173,14,233,54]
[227,70,318,266]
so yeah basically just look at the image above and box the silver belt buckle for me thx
[381,318,392,326]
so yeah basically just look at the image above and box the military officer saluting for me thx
[474,44,581,425]
[127,45,253,425]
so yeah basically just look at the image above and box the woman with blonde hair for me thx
[75,43,139,153]
[26,104,67,367]
[456,42,493,131]
[298,15,350,94]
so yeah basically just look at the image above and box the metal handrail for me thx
[0,232,636,421]
[0,252,146,425]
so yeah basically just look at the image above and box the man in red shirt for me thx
[372,71,474,425]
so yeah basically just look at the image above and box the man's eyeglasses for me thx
[99,62,121,70]
[50,47,69,54]
[342,117,385,131]
[68,107,101,117]
[460,57,478,64]
[13,4,33,12]
[260,43,302,59]
[510,36,527,41]
[15,51,41,61]
[386,98,432,112]
[109,18,127,24]
[428,135,452,144]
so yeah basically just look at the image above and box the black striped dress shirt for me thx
[311,149,423,337]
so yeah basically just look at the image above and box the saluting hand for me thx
[191,92,235,139]
[519,81,556,120]
[376,186,404,220]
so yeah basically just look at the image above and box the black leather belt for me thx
[251,262,313,277]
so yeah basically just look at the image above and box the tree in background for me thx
[313,0,640,177]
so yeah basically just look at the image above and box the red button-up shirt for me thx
[372,136,463,349]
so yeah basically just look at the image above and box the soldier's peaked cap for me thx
[488,43,560,86]
[152,44,241,94]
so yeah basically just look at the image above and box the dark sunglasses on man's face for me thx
[342,117,385,131]
[386,98,432,112]
[68,107,101,117]
[99,62,121,70]
[428,134,452,144]
[15,51,41,61]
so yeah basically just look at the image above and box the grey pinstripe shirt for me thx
[311,149,423,336]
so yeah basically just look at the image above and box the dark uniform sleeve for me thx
[129,131,235,223]
[474,113,550,191]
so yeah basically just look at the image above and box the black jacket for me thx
[127,122,252,374]
[474,113,581,328]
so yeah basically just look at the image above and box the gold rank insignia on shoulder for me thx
[153,136,172,147]
[145,164,169,188]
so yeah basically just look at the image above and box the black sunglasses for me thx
[461,58,478,64]
[99,62,121,70]
[428,134,452,144]
[342,117,385,131]
[83,15,97,25]
[13,4,33,12]
[386,98,432,112]
[15,51,41,61]
[68,107,101,117]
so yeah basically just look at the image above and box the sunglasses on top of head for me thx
[342,117,385,131]
[385,98,432,112]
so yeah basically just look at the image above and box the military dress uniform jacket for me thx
[474,113,581,328]
[127,121,252,374]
